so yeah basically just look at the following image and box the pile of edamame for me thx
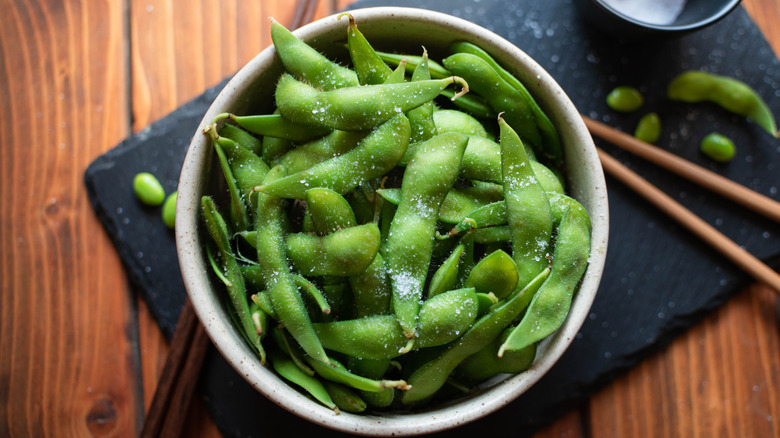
[199,14,591,413]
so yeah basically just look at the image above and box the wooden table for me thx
[1,1,778,436]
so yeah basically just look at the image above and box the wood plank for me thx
[0,0,141,437]
[128,1,338,435]
[588,284,780,438]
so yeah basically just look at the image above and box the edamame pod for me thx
[401,266,550,405]
[454,327,536,383]
[499,116,553,288]
[275,73,468,131]
[256,113,411,199]
[386,132,469,339]
[427,244,465,298]
[450,41,562,166]
[498,204,591,355]
[668,70,778,137]
[443,53,543,154]
[341,13,393,85]
[305,188,357,235]
[270,17,359,90]
[201,196,265,363]
[254,168,328,363]
[228,113,331,142]
[466,249,519,300]
[285,223,381,276]
[270,130,366,175]
[270,350,336,410]
[407,48,438,143]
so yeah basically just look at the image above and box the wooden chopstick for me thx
[583,115,780,224]
[140,299,210,438]
[596,147,780,294]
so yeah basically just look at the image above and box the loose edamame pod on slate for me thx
[269,17,359,90]
[386,132,469,340]
[161,191,177,229]
[634,112,662,144]
[274,73,468,131]
[606,86,644,112]
[668,70,779,137]
[700,132,736,162]
[256,113,411,199]
[498,203,591,355]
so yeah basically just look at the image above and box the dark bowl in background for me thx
[578,0,743,38]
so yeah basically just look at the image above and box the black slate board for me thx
[84,1,780,436]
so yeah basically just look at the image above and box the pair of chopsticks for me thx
[140,299,210,438]
[583,115,780,295]
[140,2,320,437]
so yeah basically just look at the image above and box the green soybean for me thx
[700,132,736,162]
[161,191,177,229]
[606,86,644,112]
[133,172,165,206]
[401,266,550,405]
[634,112,662,144]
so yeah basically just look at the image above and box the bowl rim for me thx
[590,0,742,32]
[176,6,609,436]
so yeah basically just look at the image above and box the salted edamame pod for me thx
[274,73,468,131]
[285,223,381,276]
[499,116,553,288]
[270,17,359,90]
[253,167,328,364]
[386,132,469,340]
[498,202,591,355]
[256,113,411,199]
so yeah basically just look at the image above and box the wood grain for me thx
[0,1,777,438]
[0,0,140,436]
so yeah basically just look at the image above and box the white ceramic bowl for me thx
[176,6,608,436]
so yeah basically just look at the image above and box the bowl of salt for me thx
[579,0,742,37]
